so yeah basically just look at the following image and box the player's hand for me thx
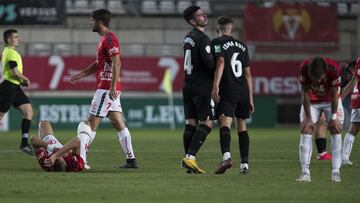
[328,119,342,134]
[249,102,255,113]
[109,88,118,101]
[44,155,56,167]
[300,117,314,132]
[21,77,30,87]
[70,75,80,84]
[211,86,220,103]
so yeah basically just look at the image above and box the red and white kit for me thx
[299,57,344,123]
[90,32,123,117]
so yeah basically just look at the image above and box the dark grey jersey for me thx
[183,28,214,95]
[212,35,250,99]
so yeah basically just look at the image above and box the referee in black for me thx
[211,16,254,174]
[181,5,215,174]
[0,29,33,155]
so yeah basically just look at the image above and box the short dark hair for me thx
[91,9,111,27]
[217,16,233,31]
[3,29,17,44]
[308,57,327,81]
[183,5,200,25]
[347,60,356,70]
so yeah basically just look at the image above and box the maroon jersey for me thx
[96,32,122,91]
[35,148,84,172]
[64,153,84,172]
[299,57,341,103]
[36,148,53,171]
[350,57,360,108]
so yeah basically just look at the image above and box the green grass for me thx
[0,128,359,203]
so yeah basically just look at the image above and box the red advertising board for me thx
[3,56,303,95]
[243,3,338,51]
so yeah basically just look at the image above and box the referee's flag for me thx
[162,69,172,95]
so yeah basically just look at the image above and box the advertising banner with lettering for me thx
[20,56,302,96]
[8,96,276,129]
[243,3,338,51]
[0,0,65,25]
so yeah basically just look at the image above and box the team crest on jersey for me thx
[205,45,211,53]
[214,45,221,53]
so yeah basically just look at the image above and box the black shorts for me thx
[216,96,250,119]
[0,80,30,113]
[183,91,215,121]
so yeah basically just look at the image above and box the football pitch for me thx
[0,128,359,203]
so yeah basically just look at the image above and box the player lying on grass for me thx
[30,120,93,172]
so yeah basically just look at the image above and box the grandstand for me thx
[1,0,360,130]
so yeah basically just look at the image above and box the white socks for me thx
[223,152,231,161]
[331,134,342,174]
[118,128,135,159]
[299,134,312,175]
[342,133,355,161]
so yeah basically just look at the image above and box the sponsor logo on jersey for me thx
[214,45,221,53]
[108,46,119,55]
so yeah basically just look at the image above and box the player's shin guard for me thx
[331,134,342,173]
[220,126,231,154]
[118,128,136,159]
[183,124,196,154]
[342,133,355,161]
[187,124,211,156]
[299,134,312,175]
[238,131,249,163]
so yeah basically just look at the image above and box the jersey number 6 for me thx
[231,52,242,78]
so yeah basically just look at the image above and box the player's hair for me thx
[3,29,17,45]
[183,5,200,25]
[91,9,111,27]
[347,60,356,70]
[308,57,327,81]
[217,16,233,32]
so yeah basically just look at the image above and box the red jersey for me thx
[299,57,341,103]
[64,153,84,172]
[96,32,122,91]
[350,57,360,108]
[35,148,84,172]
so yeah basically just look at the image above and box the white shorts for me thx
[89,89,123,117]
[350,108,360,122]
[42,134,63,154]
[300,99,344,124]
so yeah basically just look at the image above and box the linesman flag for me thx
[162,68,173,95]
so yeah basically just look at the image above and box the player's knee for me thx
[77,121,95,142]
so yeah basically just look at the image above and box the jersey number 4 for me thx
[184,49,193,75]
[231,52,242,78]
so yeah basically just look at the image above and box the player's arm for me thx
[329,86,342,133]
[341,74,357,100]
[199,37,215,72]
[211,56,224,103]
[301,85,312,120]
[70,60,98,83]
[45,137,80,166]
[109,55,121,100]
[244,67,254,113]
[8,61,30,86]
